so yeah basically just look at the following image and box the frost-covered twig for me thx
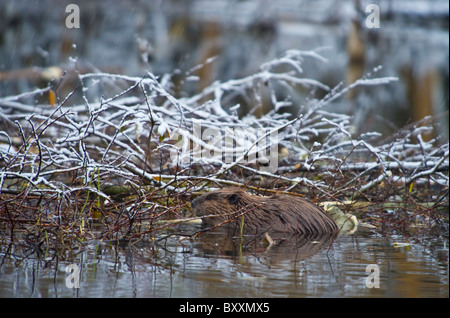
[0,49,447,205]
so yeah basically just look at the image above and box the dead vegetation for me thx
[0,50,448,253]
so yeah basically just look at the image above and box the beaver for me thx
[191,188,338,236]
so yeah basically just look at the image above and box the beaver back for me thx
[191,188,338,236]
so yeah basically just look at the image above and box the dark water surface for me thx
[0,226,448,298]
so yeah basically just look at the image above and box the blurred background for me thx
[0,0,448,139]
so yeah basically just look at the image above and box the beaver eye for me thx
[205,193,216,200]
[228,193,239,204]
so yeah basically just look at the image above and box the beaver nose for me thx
[191,197,198,208]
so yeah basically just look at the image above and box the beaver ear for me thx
[228,193,239,204]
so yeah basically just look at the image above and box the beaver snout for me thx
[191,197,198,208]
[191,196,205,215]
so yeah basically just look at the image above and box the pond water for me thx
[0,224,448,298]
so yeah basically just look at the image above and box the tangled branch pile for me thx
[0,50,448,249]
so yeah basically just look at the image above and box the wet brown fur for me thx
[191,188,338,236]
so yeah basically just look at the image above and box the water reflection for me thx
[0,227,448,298]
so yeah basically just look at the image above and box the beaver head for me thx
[191,188,338,236]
